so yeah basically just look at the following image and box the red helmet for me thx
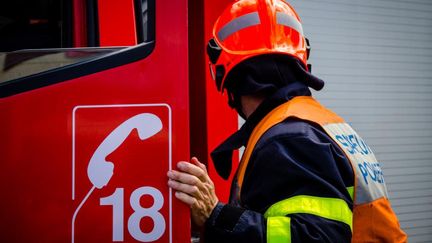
[207,0,310,92]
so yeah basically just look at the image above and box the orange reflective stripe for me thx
[237,96,344,194]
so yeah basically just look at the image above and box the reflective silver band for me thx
[217,12,261,42]
[276,12,303,36]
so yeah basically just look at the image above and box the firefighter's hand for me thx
[167,157,218,228]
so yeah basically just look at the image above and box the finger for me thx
[189,158,211,183]
[167,170,200,186]
[168,179,203,199]
[190,158,214,187]
[177,162,206,182]
[174,191,197,206]
[191,157,207,173]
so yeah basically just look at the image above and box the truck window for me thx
[0,0,155,93]
[0,0,73,52]
[0,48,121,83]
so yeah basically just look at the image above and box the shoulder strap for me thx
[237,96,344,197]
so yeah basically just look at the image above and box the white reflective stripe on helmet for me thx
[217,12,261,41]
[276,12,303,36]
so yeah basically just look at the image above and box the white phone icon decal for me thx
[72,113,163,243]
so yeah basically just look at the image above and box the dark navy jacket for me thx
[204,82,354,242]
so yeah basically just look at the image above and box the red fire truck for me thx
[0,0,238,242]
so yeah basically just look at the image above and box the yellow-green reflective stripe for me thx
[347,186,354,201]
[264,195,353,231]
[267,216,291,243]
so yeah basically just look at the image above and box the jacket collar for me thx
[210,82,312,179]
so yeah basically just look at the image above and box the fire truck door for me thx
[0,0,190,242]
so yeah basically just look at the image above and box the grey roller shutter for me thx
[288,0,432,241]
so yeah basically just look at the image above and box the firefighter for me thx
[167,0,408,242]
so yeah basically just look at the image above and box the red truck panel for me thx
[98,0,138,46]
[0,0,190,242]
[204,0,239,203]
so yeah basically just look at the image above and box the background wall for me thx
[288,0,432,241]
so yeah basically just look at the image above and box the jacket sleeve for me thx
[204,202,266,243]
[204,121,354,243]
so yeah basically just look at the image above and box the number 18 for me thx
[100,187,166,242]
